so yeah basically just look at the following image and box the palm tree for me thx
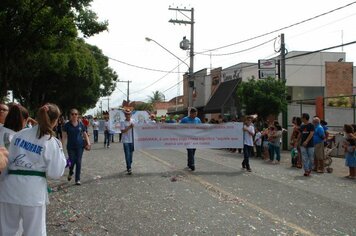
[148,91,165,104]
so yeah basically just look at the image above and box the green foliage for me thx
[135,103,153,111]
[0,0,113,115]
[237,78,287,121]
[327,96,352,108]
[148,91,165,104]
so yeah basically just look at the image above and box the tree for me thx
[134,102,153,111]
[237,77,287,122]
[148,91,165,104]
[0,0,112,114]
[9,38,117,115]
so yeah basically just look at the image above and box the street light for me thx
[145,37,189,69]
[145,37,193,108]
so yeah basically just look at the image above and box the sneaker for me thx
[127,169,132,175]
[246,168,252,172]
[107,145,110,148]
[75,181,81,185]
[67,173,72,182]
[190,166,195,171]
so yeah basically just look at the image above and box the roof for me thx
[204,78,241,113]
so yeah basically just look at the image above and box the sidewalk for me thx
[275,150,347,177]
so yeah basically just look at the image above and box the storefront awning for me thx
[204,78,241,113]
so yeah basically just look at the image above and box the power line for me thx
[162,78,184,94]
[92,2,356,102]
[89,2,356,79]
[84,1,356,82]
[116,87,127,97]
[159,40,356,94]
[196,37,277,56]
[130,67,178,94]
[285,40,356,60]
[196,1,356,54]
[130,58,189,94]
[106,55,184,74]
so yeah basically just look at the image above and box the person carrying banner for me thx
[180,107,201,171]
[120,109,135,175]
[242,116,255,172]
[92,117,99,143]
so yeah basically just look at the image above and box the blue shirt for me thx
[313,124,325,144]
[180,116,201,124]
[63,121,87,149]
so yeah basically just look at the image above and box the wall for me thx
[192,69,208,108]
[287,102,355,132]
[325,62,353,97]
[210,67,222,96]
[285,51,346,87]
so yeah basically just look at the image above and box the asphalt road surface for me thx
[47,137,356,236]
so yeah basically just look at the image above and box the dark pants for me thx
[93,130,98,143]
[256,145,262,158]
[123,143,134,170]
[269,143,281,161]
[67,147,84,182]
[104,130,111,147]
[187,148,196,168]
[242,144,253,169]
[268,143,274,161]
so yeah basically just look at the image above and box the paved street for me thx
[47,134,356,236]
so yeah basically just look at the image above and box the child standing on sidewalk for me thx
[343,124,356,179]
[254,127,262,158]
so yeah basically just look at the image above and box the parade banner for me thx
[133,122,243,149]
[109,109,150,133]
[109,109,123,133]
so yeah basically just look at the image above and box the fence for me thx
[284,95,356,156]
[287,95,356,132]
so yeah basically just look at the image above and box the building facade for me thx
[177,51,355,120]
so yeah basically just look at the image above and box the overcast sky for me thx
[84,0,356,115]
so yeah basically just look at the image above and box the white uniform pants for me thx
[0,202,46,236]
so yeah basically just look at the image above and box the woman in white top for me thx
[0,104,29,150]
[92,117,100,143]
[0,103,66,236]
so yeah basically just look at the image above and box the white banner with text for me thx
[133,122,243,150]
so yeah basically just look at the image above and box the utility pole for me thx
[280,33,288,150]
[169,7,194,108]
[117,80,132,103]
[280,34,286,82]
[176,61,180,111]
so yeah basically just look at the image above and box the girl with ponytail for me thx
[0,103,66,236]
